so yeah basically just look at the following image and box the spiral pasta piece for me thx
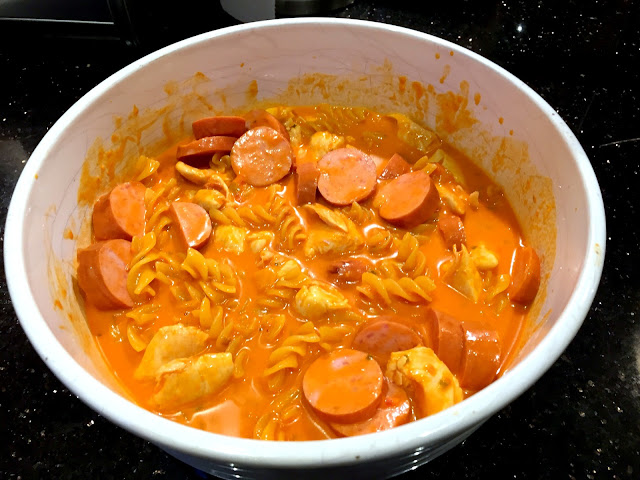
[125,303,160,326]
[256,259,310,311]
[263,321,320,391]
[127,252,161,298]
[194,297,225,337]
[318,324,355,351]
[260,314,287,343]
[254,387,302,441]
[237,205,277,226]
[270,195,307,250]
[130,232,157,266]
[126,321,149,352]
[396,233,428,278]
[209,205,247,227]
[145,178,177,215]
[180,247,209,280]
[357,272,436,306]
[365,226,395,255]
[135,155,160,182]
[341,201,373,225]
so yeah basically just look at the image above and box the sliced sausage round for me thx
[459,322,501,391]
[230,126,293,187]
[331,382,411,437]
[379,153,412,180]
[295,162,320,205]
[244,109,289,140]
[424,308,464,374]
[317,148,377,206]
[92,182,146,241]
[509,246,541,304]
[352,319,422,366]
[327,258,372,285]
[77,239,133,310]
[437,212,466,250]
[192,116,247,139]
[303,349,384,424]
[176,136,238,162]
[377,170,440,228]
[169,202,212,249]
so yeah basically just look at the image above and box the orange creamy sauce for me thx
[84,105,528,440]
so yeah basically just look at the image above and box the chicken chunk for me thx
[294,284,350,320]
[134,324,208,380]
[194,189,226,212]
[435,183,468,216]
[308,131,345,160]
[305,204,352,233]
[386,346,463,417]
[442,244,483,302]
[213,225,247,254]
[175,161,215,186]
[303,213,364,259]
[152,352,233,410]
[470,244,499,270]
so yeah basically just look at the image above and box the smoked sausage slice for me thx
[424,308,464,374]
[192,116,247,139]
[327,258,372,285]
[169,202,212,249]
[176,136,237,162]
[317,148,377,206]
[244,109,289,140]
[379,153,412,180]
[352,319,422,366]
[230,126,293,187]
[303,349,384,424]
[377,170,440,228]
[331,382,411,437]
[295,162,319,204]
[459,322,501,391]
[92,182,146,241]
[77,239,133,310]
[437,212,466,250]
[509,246,541,304]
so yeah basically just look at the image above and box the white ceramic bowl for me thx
[4,18,605,479]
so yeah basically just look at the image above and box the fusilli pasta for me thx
[263,321,320,391]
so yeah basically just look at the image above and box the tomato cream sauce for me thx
[81,105,532,440]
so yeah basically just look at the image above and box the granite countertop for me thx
[1,1,638,478]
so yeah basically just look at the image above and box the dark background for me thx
[1,1,639,478]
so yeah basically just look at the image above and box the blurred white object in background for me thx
[220,0,355,22]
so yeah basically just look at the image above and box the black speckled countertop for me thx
[1,1,639,478]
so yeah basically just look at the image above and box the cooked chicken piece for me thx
[302,208,363,259]
[309,131,345,159]
[152,352,233,410]
[436,183,468,216]
[248,232,274,253]
[213,225,246,254]
[175,161,213,186]
[305,204,352,233]
[386,346,463,417]
[470,244,499,270]
[134,324,208,380]
[294,284,350,320]
[443,244,483,302]
[303,227,364,258]
[194,189,226,212]
[290,130,345,164]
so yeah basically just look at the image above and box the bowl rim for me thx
[4,17,606,468]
